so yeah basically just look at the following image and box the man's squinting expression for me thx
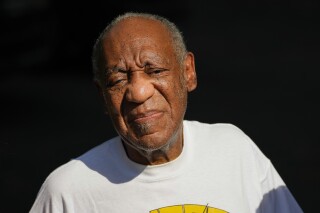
[100,17,196,160]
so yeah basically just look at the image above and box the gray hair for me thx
[91,12,188,86]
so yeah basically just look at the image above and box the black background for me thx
[1,0,319,212]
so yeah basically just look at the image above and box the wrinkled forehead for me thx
[101,17,174,67]
[106,17,170,39]
[103,17,173,50]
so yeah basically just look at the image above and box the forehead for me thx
[102,17,174,65]
[106,17,171,42]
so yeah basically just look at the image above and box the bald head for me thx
[92,12,187,87]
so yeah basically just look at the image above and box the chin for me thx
[140,128,181,150]
[137,134,167,149]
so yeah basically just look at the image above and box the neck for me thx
[122,128,184,165]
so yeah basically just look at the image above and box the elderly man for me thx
[30,12,303,213]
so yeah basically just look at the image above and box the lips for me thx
[127,110,163,124]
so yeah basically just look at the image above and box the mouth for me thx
[128,111,163,124]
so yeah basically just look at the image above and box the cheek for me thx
[157,76,187,111]
[170,73,187,100]
[105,92,123,116]
[105,93,128,134]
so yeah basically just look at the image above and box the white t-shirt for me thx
[30,120,303,213]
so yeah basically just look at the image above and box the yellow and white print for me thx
[150,204,228,213]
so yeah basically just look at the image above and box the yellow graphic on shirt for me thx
[150,204,228,213]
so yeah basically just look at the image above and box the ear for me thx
[94,79,109,115]
[184,52,197,92]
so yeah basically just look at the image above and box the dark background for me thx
[1,0,319,212]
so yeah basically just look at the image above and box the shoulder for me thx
[183,120,270,168]
[184,119,244,132]
[183,120,252,144]
[40,136,120,194]
[30,137,121,211]
[29,159,85,212]
[39,159,89,195]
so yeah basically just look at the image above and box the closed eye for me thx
[106,79,125,88]
[147,68,168,76]
[106,74,127,88]
[152,70,162,74]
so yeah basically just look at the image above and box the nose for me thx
[125,72,155,103]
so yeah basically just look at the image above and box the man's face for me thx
[100,17,196,155]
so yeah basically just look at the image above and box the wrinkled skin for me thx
[98,17,197,165]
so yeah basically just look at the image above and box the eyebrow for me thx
[105,66,126,75]
[105,62,156,74]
